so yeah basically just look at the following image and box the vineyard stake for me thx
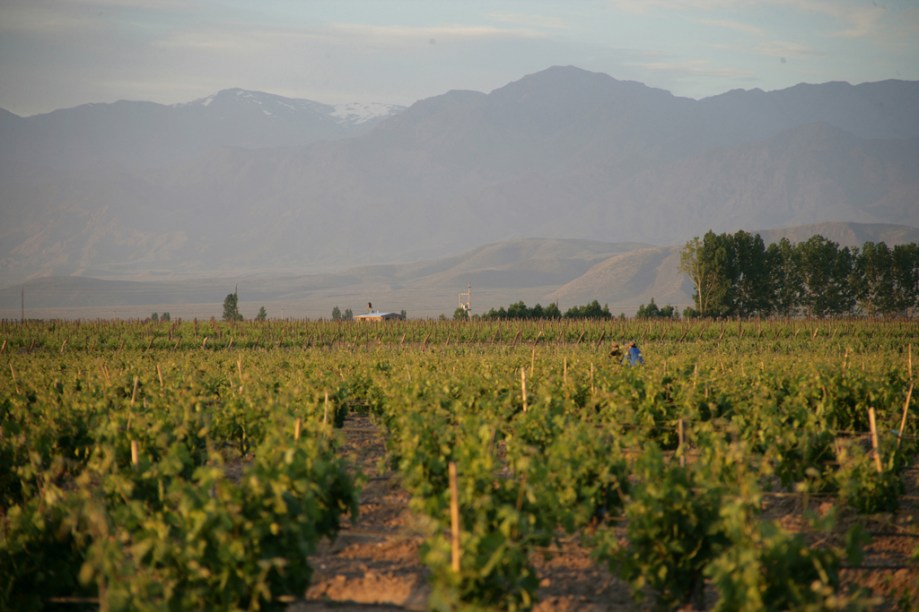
[563,357,567,385]
[131,376,139,406]
[448,461,461,573]
[9,363,20,394]
[530,346,536,375]
[157,364,163,389]
[202,336,208,349]
[516,472,528,512]
[897,383,913,450]
[60,339,66,353]
[131,440,139,467]
[0,339,5,353]
[868,407,882,474]
[324,390,330,425]
[521,367,528,413]
[294,417,302,441]
[678,418,686,467]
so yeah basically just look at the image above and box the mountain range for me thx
[1,65,918,317]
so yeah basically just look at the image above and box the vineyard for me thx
[1,318,917,610]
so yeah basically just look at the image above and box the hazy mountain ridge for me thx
[0,89,405,171]
[2,224,917,319]
[2,66,918,291]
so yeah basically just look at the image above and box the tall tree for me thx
[891,243,919,316]
[765,238,801,317]
[223,290,243,322]
[797,236,837,317]
[856,242,894,316]
[796,237,856,317]
[680,232,732,317]
[830,246,857,316]
[730,231,769,317]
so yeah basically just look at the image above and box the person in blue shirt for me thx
[625,341,644,366]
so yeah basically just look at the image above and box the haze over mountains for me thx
[1,66,918,317]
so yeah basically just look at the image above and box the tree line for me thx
[680,231,919,318]
[479,299,612,320]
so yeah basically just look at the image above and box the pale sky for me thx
[1,0,917,117]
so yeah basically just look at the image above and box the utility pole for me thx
[458,283,472,315]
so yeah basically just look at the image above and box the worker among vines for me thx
[624,341,644,366]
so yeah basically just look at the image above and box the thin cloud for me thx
[633,57,752,79]
[328,22,549,44]
[775,0,886,39]
[487,12,573,31]
[0,5,102,33]
[151,21,549,55]
[611,0,754,14]
[697,18,767,37]
[755,40,816,58]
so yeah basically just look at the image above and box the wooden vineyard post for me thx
[521,368,528,413]
[563,357,567,386]
[131,440,139,467]
[516,472,528,512]
[678,418,686,467]
[868,407,883,474]
[294,417,302,441]
[130,376,139,406]
[897,383,913,450]
[10,363,21,394]
[324,390,330,425]
[448,461,461,573]
[157,364,164,389]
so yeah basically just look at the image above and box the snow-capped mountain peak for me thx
[331,102,406,125]
[173,89,403,125]
[177,89,331,117]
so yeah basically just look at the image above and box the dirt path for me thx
[293,414,918,610]
[293,413,634,611]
